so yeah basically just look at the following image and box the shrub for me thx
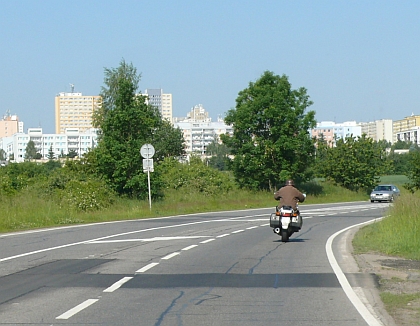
[57,179,116,212]
[159,156,236,196]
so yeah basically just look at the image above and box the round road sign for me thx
[140,144,155,158]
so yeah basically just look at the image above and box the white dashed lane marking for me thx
[135,262,159,273]
[103,277,133,293]
[162,252,180,260]
[182,245,198,251]
[56,299,99,320]
[200,238,216,244]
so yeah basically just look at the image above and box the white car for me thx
[370,184,400,203]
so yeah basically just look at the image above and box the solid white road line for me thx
[89,236,211,244]
[103,277,133,293]
[56,299,99,320]
[326,218,384,326]
[136,262,159,273]
[162,252,180,260]
[182,245,198,251]
[200,239,215,244]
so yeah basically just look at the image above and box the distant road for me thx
[0,202,390,325]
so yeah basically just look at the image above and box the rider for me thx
[274,179,305,210]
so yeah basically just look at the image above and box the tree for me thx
[67,150,78,158]
[313,134,330,177]
[25,140,38,161]
[404,151,420,192]
[90,60,185,198]
[0,149,6,161]
[221,71,316,190]
[47,145,55,160]
[320,135,388,192]
[394,140,411,150]
[205,139,231,171]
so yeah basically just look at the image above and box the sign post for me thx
[140,144,155,210]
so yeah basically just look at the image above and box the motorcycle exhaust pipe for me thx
[274,227,280,234]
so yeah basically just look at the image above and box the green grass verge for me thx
[353,192,420,260]
[0,179,367,233]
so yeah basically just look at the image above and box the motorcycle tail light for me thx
[282,213,291,217]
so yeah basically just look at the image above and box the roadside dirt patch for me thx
[355,253,420,326]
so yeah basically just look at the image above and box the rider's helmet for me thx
[285,179,294,186]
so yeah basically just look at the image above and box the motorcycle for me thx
[270,197,304,242]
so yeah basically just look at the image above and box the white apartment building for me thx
[395,126,420,144]
[360,119,393,144]
[0,128,98,162]
[143,89,173,122]
[311,121,362,147]
[174,105,233,155]
[55,91,101,134]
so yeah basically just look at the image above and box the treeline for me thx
[2,62,420,214]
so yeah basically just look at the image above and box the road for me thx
[0,202,391,326]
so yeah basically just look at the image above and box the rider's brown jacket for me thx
[274,185,305,210]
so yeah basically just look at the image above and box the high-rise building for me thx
[173,104,233,155]
[55,91,101,134]
[360,119,393,144]
[0,112,23,138]
[143,89,173,122]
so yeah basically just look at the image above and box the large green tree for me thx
[25,140,38,161]
[320,135,388,192]
[90,60,184,198]
[221,71,316,190]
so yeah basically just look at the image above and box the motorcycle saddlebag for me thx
[270,213,280,228]
[290,214,303,231]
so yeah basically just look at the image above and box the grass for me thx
[353,192,420,261]
[380,292,420,319]
[0,179,367,233]
[380,174,409,185]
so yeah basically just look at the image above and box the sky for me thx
[1,0,420,134]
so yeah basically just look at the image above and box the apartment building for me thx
[393,115,420,143]
[0,128,98,162]
[394,126,420,145]
[311,121,362,147]
[0,113,24,138]
[173,105,233,155]
[360,119,393,144]
[55,91,101,134]
[143,89,173,122]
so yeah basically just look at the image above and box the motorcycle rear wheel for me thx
[281,229,289,242]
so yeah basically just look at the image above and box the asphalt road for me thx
[0,201,391,326]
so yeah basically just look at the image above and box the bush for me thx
[159,156,236,196]
[57,179,116,212]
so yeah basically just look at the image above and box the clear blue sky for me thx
[1,0,419,133]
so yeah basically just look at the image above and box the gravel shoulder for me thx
[354,253,420,326]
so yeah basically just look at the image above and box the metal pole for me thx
[147,168,152,211]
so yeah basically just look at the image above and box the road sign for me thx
[140,144,155,159]
[143,158,154,172]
